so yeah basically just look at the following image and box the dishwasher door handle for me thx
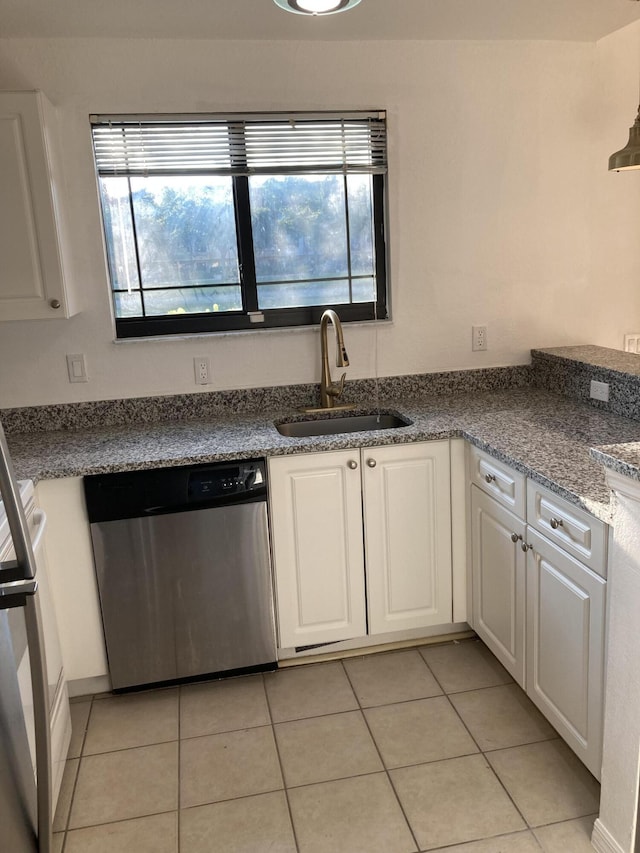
[143,489,267,516]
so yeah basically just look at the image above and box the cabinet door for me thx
[268,451,366,649]
[526,528,605,779]
[363,441,452,635]
[0,91,71,320]
[471,486,526,686]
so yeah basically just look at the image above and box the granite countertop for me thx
[9,386,640,523]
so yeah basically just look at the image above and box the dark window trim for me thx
[93,112,389,339]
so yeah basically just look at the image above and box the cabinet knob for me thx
[521,542,533,552]
[549,517,563,530]
[484,473,496,483]
[49,299,61,310]
[347,460,358,470]
[366,458,377,468]
[511,533,522,543]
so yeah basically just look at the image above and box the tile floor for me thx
[53,639,600,852]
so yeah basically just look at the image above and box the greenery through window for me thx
[91,112,389,337]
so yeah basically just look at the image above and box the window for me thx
[91,112,389,338]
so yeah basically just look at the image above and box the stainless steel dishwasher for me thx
[84,459,276,691]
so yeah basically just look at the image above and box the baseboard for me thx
[67,674,111,698]
[591,819,627,853]
[278,624,473,662]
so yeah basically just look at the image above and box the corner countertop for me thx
[9,386,640,523]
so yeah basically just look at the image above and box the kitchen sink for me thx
[275,412,412,438]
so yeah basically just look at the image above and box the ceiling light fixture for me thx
[273,0,362,16]
[608,104,640,171]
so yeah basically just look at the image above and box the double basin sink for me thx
[275,411,412,438]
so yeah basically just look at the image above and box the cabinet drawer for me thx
[526,481,607,577]
[468,445,525,517]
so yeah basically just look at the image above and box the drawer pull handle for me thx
[484,473,496,483]
[367,459,377,468]
[347,460,358,470]
[511,533,522,543]
[49,299,61,310]
[521,542,533,552]
[549,517,564,530]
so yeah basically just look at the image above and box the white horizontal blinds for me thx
[91,123,232,176]
[242,119,387,174]
[91,112,387,177]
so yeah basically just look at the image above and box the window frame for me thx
[91,112,389,339]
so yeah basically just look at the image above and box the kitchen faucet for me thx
[301,309,353,412]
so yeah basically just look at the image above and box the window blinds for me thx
[90,111,387,177]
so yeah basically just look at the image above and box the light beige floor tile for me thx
[180,674,269,739]
[83,688,178,754]
[65,812,177,853]
[180,791,296,853]
[430,830,542,852]
[180,725,282,808]
[265,662,358,722]
[450,684,556,751]
[53,758,79,832]
[533,813,598,851]
[68,701,91,758]
[343,650,442,707]
[486,740,600,827]
[288,772,417,853]
[419,640,513,694]
[53,832,65,853]
[69,742,178,829]
[364,696,478,768]
[391,754,526,850]
[275,710,382,786]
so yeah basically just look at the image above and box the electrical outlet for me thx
[472,325,488,352]
[590,380,610,403]
[624,334,640,354]
[194,357,211,385]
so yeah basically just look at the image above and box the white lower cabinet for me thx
[468,446,607,779]
[526,528,605,778]
[471,486,526,686]
[268,449,366,649]
[269,441,452,650]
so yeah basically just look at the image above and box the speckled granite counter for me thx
[590,443,640,484]
[8,386,640,523]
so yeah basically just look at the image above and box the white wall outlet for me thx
[472,325,488,352]
[624,334,640,354]
[194,357,211,385]
[66,353,88,383]
[590,380,610,403]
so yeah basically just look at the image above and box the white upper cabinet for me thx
[0,91,75,320]
[363,441,452,635]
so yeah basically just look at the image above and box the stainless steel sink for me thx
[275,412,412,438]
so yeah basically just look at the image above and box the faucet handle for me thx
[327,372,347,399]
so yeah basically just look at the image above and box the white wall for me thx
[592,21,640,350]
[0,36,623,408]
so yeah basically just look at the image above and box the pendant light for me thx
[273,0,362,15]
[608,105,640,171]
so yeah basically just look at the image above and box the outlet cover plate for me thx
[472,325,488,352]
[194,357,211,385]
[590,380,610,403]
[624,334,640,354]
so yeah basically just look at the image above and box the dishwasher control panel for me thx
[84,458,267,523]
[188,462,264,500]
